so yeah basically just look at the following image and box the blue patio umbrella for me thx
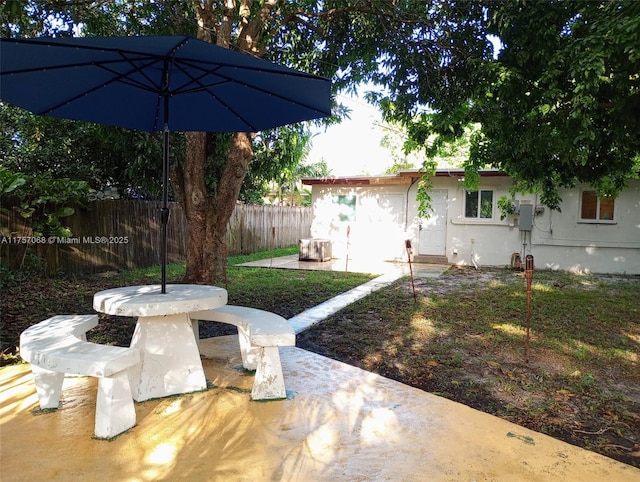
[0,35,331,292]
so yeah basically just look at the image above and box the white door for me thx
[418,189,448,256]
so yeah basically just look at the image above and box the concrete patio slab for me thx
[1,335,637,481]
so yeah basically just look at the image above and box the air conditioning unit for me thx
[299,238,332,262]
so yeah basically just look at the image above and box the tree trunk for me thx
[177,132,212,284]
[172,1,269,285]
[175,131,253,285]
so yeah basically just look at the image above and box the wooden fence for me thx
[0,200,311,274]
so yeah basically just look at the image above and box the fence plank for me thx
[0,201,311,274]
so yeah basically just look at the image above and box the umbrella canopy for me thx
[0,35,331,132]
[0,35,331,292]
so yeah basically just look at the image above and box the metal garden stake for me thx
[270,226,276,267]
[524,255,534,363]
[405,239,417,302]
[345,225,351,272]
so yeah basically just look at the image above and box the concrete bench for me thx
[190,306,295,400]
[19,315,140,439]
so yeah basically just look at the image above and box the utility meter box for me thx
[519,203,534,231]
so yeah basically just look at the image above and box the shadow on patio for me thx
[1,335,638,481]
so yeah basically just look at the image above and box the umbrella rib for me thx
[169,61,328,130]
[26,56,165,118]
[96,57,169,130]
[207,73,328,115]
[24,56,325,131]
[165,61,259,131]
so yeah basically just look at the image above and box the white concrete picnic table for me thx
[93,284,227,401]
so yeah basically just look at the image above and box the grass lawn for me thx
[297,266,640,469]
[0,247,375,358]
[1,249,638,468]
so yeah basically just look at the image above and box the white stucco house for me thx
[302,169,640,275]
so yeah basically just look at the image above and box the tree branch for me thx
[237,0,278,54]
[218,0,237,47]
[193,0,218,43]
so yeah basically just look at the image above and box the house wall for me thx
[309,177,640,275]
[310,184,412,261]
[409,175,523,268]
[529,181,640,274]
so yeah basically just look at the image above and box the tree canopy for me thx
[377,1,640,209]
[4,1,638,206]
[0,103,168,198]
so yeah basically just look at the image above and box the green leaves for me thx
[381,1,640,211]
[0,169,26,195]
[497,195,516,221]
[0,166,90,237]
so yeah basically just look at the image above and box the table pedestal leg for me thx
[129,313,206,401]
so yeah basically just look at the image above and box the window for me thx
[580,191,615,221]
[332,194,356,222]
[465,190,493,219]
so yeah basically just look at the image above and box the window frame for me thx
[464,189,495,220]
[578,190,616,224]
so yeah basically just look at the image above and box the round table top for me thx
[93,284,228,317]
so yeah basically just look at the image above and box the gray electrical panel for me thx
[519,204,534,231]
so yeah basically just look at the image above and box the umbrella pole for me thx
[160,98,170,294]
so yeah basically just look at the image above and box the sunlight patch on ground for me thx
[383,341,399,357]
[329,375,401,447]
[410,314,437,337]
[144,442,178,479]
[610,339,638,363]
[146,442,178,464]
[361,406,400,445]
[305,424,339,461]
[533,283,553,292]
[492,323,527,337]
[156,398,184,416]
[623,329,640,345]
[0,368,39,424]
[543,331,639,371]
[611,349,638,364]
[419,296,438,307]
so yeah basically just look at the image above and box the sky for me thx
[306,90,393,177]
[307,36,503,177]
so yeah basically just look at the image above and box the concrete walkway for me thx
[239,254,448,333]
[1,257,638,480]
